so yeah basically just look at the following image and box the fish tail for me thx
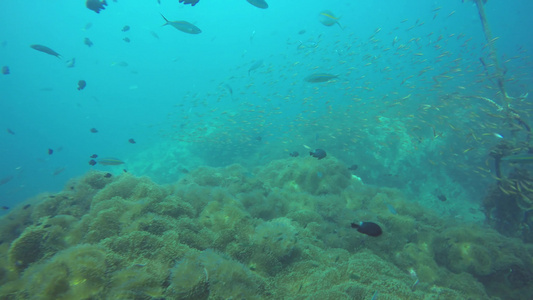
[160,13,169,26]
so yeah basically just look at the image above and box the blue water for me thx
[1,0,532,213]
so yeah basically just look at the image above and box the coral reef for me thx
[0,161,532,299]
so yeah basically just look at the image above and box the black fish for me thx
[48,148,53,155]
[84,37,93,47]
[89,159,97,166]
[351,222,382,237]
[310,149,326,160]
[90,154,98,158]
[30,44,61,58]
[247,0,268,9]
[255,136,262,142]
[179,0,199,6]
[78,80,86,91]
[90,128,98,133]
[104,173,112,178]
[7,128,15,135]
[128,138,136,144]
[86,0,107,13]
[23,204,31,210]
[289,151,299,157]
[123,37,130,43]
[121,25,130,32]
[348,164,358,171]
[1,206,9,210]
[1,66,9,75]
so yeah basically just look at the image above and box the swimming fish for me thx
[304,73,338,83]
[89,157,125,166]
[1,66,9,75]
[48,148,53,155]
[290,151,299,157]
[160,14,202,34]
[65,58,75,68]
[501,153,533,164]
[179,0,199,6]
[86,0,107,14]
[90,128,98,133]
[123,37,131,43]
[318,10,342,29]
[30,44,61,58]
[351,222,382,237]
[310,149,327,160]
[248,60,263,76]
[246,0,268,9]
[84,37,93,47]
[77,80,86,91]
[121,25,130,32]
[128,138,136,144]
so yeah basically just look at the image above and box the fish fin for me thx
[350,222,359,228]
[160,13,169,26]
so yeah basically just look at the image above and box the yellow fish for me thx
[318,10,343,29]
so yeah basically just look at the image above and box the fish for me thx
[7,128,15,135]
[304,73,338,83]
[246,0,268,9]
[78,80,86,91]
[179,0,200,6]
[123,37,130,43]
[84,37,93,47]
[1,206,9,210]
[86,0,107,14]
[310,149,327,160]
[30,44,61,58]
[23,204,31,210]
[501,153,533,164]
[90,154,98,158]
[1,66,9,75]
[128,138,136,144]
[104,173,112,178]
[48,148,53,155]
[0,175,14,186]
[318,10,342,29]
[52,167,65,176]
[89,159,97,166]
[121,25,130,32]
[65,58,75,68]
[290,151,299,157]
[97,158,125,166]
[351,222,382,237]
[248,60,263,76]
[90,128,98,133]
[160,14,202,34]
[348,164,358,171]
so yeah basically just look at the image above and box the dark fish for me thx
[78,80,86,91]
[348,164,358,171]
[128,138,136,144]
[179,0,199,6]
[437,194,447,202]
[30,44,61,58]
[65,58,75,68]
[52,167,65,176]
[48,148,53,155]
[89,159,97,166]
[304,73,338,83]
[23,204,31,210]
[248,60,263,76]
[351,222,382,237]
[90,128,98,133]
[224,84,233,95]
[1,206,9,210]
[298,29,306,35]
[160,14,202,34]
[1,66,9,75]
[0,175,14,186]
[290,151,299,157]
[97,157,125,165]
[310,149,326,160]
[84,37,93,47]
[7,128,15,135]
[247,0,268,9]
[90,154,98,158]
[86,0,107,14]
[121,25,130,32]
[104,173,112,178]
[123,37,130,43]
[255,136,262,142]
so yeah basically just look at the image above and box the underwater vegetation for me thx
[0,157,532,299]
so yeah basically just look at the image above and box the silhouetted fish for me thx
[84,37,93,47]
[78,80,86,90]
[179,0,199,6]
[86,0,107,13]
[351,222,382,237]
[1,66,9,75]
[121,25,130,32]
[304,73,338,83]
[90,128,98,133]
[247,0,268,9]
[160,14,201,34]
[30,44,61,58]
[128,138,136,144]
[310,149,327,160]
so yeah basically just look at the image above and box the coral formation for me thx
[0,159,532,299]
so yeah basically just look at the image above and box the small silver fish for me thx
[160,14,201,34]
[30,44,61,58]
[304,73,338,83]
